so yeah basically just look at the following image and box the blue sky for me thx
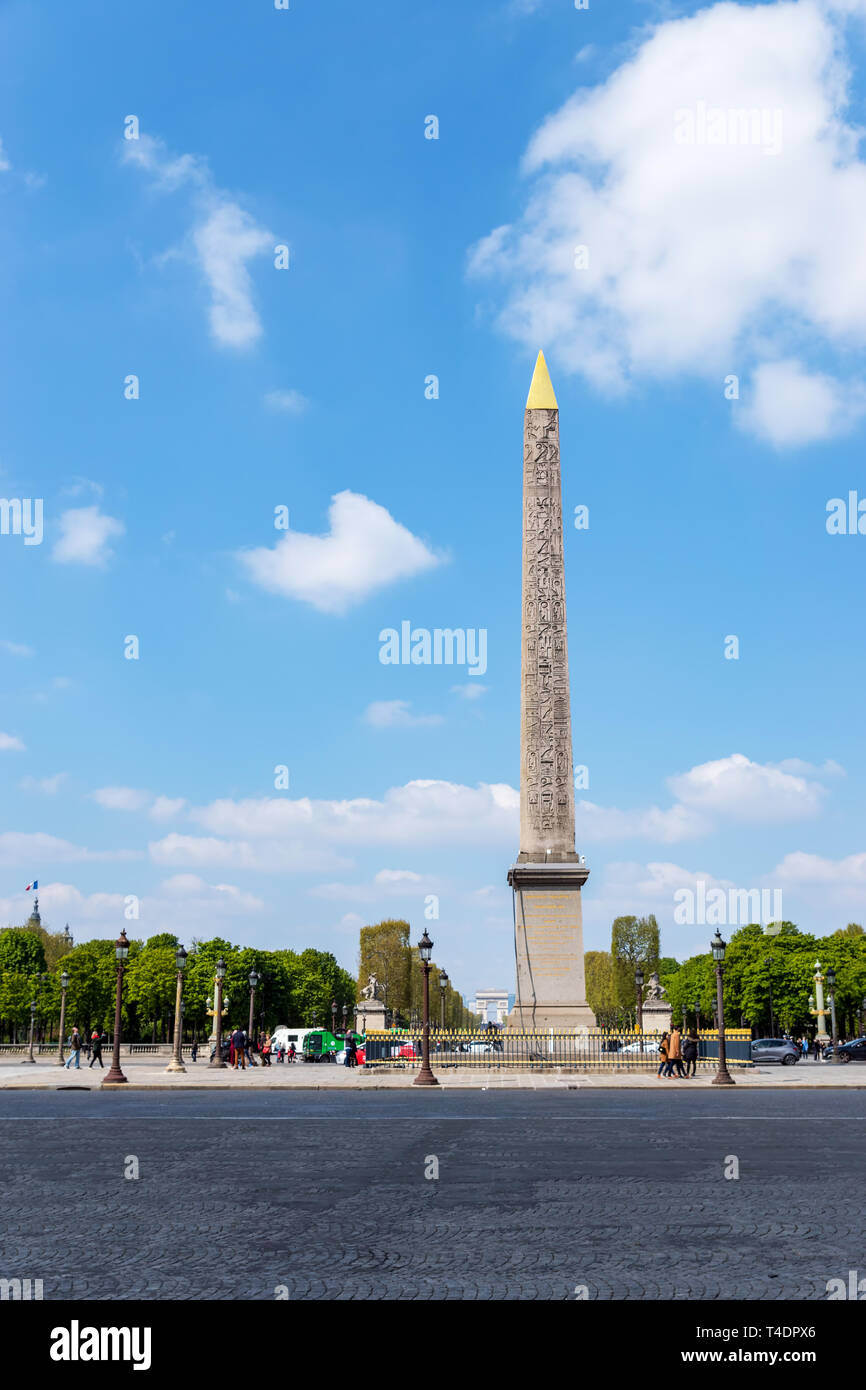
[2,0,866,1000]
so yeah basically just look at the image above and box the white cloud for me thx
[451,683,488,700]
[470,0,866,445]
[52,506,125,567]
[667,753,826,822]
[0,641,34,657]
[123,133,274,349]
[363,700,444,728]
[0,138,10,173]
[0,875,264,934]
[90,786,151,812]
[0,733,25,752]
[238,490,442,614]
[737,359,866,446]
[264,389,309,414]
[309,868,429,902]
[149,796,188,821]
[0,832,137,865]
[148,833,351,874]
[20,773,66,795]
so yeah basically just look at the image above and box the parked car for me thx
[824,1037,866,1062]
[750,1037,800,1065]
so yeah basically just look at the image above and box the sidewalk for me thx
[2,1058,864,1089]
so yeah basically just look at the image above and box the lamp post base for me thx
[712,1068,736,1086]
[412,1068,439,1087]
[102,1068,128,1085]
[165,1057,186,1074]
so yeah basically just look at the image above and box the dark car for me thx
[824,1037,866,1062]
[750,1037,800,1065]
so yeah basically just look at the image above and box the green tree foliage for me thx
[0,928,47,976]
[358,920,412,1017]
[611,914,660,1008]
[585,950,620,1026]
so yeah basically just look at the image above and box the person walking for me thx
[260,1035,271,1066]
[64,1027,82,1069]
[89,1029,104,1069]
[190,1040,198,1063]
[344,1034,357,1069]
[244,1031,256,1067]
[813,1037,823,1061]
[666,1025,684,1077]
[682,1027,698,1078]
[231,1026,246,1070]
[287,1043,295,1063]
[657,1031,670,1078]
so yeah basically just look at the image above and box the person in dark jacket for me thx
[682,1028,699,1078]
[190,1041,198,1063]
[231,1026,246,1069]
[344,1034,358,1068]
[89,1029,104,1068]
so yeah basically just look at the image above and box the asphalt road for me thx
[1,1089,861,1300]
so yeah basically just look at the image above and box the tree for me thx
[836,923,864,937]
[0,929,46,976]
[358,920,412,1018]
[611,915,660,1008]
[585,951,620,1026]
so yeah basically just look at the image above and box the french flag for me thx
[25,879,37,892]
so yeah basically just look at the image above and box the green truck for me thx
[302,1028,364,1063]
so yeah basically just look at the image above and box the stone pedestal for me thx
[508,861,596,1030]
[356,999,387,1034]
[641,1000,672,1035]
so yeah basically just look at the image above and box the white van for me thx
[269,1026,314,1055]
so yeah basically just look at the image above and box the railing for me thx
[363,1029,753,1070]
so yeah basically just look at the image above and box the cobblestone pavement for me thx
[0,1090,862,1300]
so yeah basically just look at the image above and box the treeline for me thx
[358,919,480,1029]
[0,923,356,1043]
[586,915,866,1036]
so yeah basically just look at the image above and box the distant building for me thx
[473,989,510,1025]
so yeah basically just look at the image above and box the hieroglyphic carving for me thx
[519,407,576,859]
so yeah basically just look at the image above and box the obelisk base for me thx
[507,861,596,1031]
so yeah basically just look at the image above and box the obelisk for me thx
[507,352,596,1031]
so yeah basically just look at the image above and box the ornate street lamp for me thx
[104,930,130,1085]
[710,930,734,1086]
[209,958,228,1069]
[826,965,842,1063]
[248,970,260,1043]
[166,945,188,1074]
[23,999,37,1064]
[413,930,438,1087]
[439,970,449,1030]
[810,961,831,1047]
[331,999,338,1034]
[635,967,645,1044]
[342,1003,348,1034]
[693,1001,700,1031]
[56,969,70,1066]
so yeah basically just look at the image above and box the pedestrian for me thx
[244,1031,256,1067]
[682,1027,698,1078]
[260,1035,271,1066]
[657,1031,669,1078]
[64,1027,82,1069]
[190,1040,198,1063]
[814,1037,823,1061]
[801,1037,808,1059]
[89,1029,104,1069]
[231,1026,246,1070]
[280,1044,287,1063]
[344,1034,357,1069]
[666,1025,684,1077]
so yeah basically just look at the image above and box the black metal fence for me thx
[363,1029,753,1070]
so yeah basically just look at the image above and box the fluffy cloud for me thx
[90,787,187,820]
[52,506,125,567]
[0,832,137,865]
[20,773,66,795]
[470,0,866,445]
[667,753,828,823]
[123,133,273,349]
[238,490,442,613]
[363,700,443,728]
[0,876,264,935]
[0,733,25,752]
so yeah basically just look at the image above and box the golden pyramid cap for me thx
[526,350,558,409]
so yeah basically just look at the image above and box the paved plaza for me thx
[0,1088,862,1300]
[2,1055,865,1088]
